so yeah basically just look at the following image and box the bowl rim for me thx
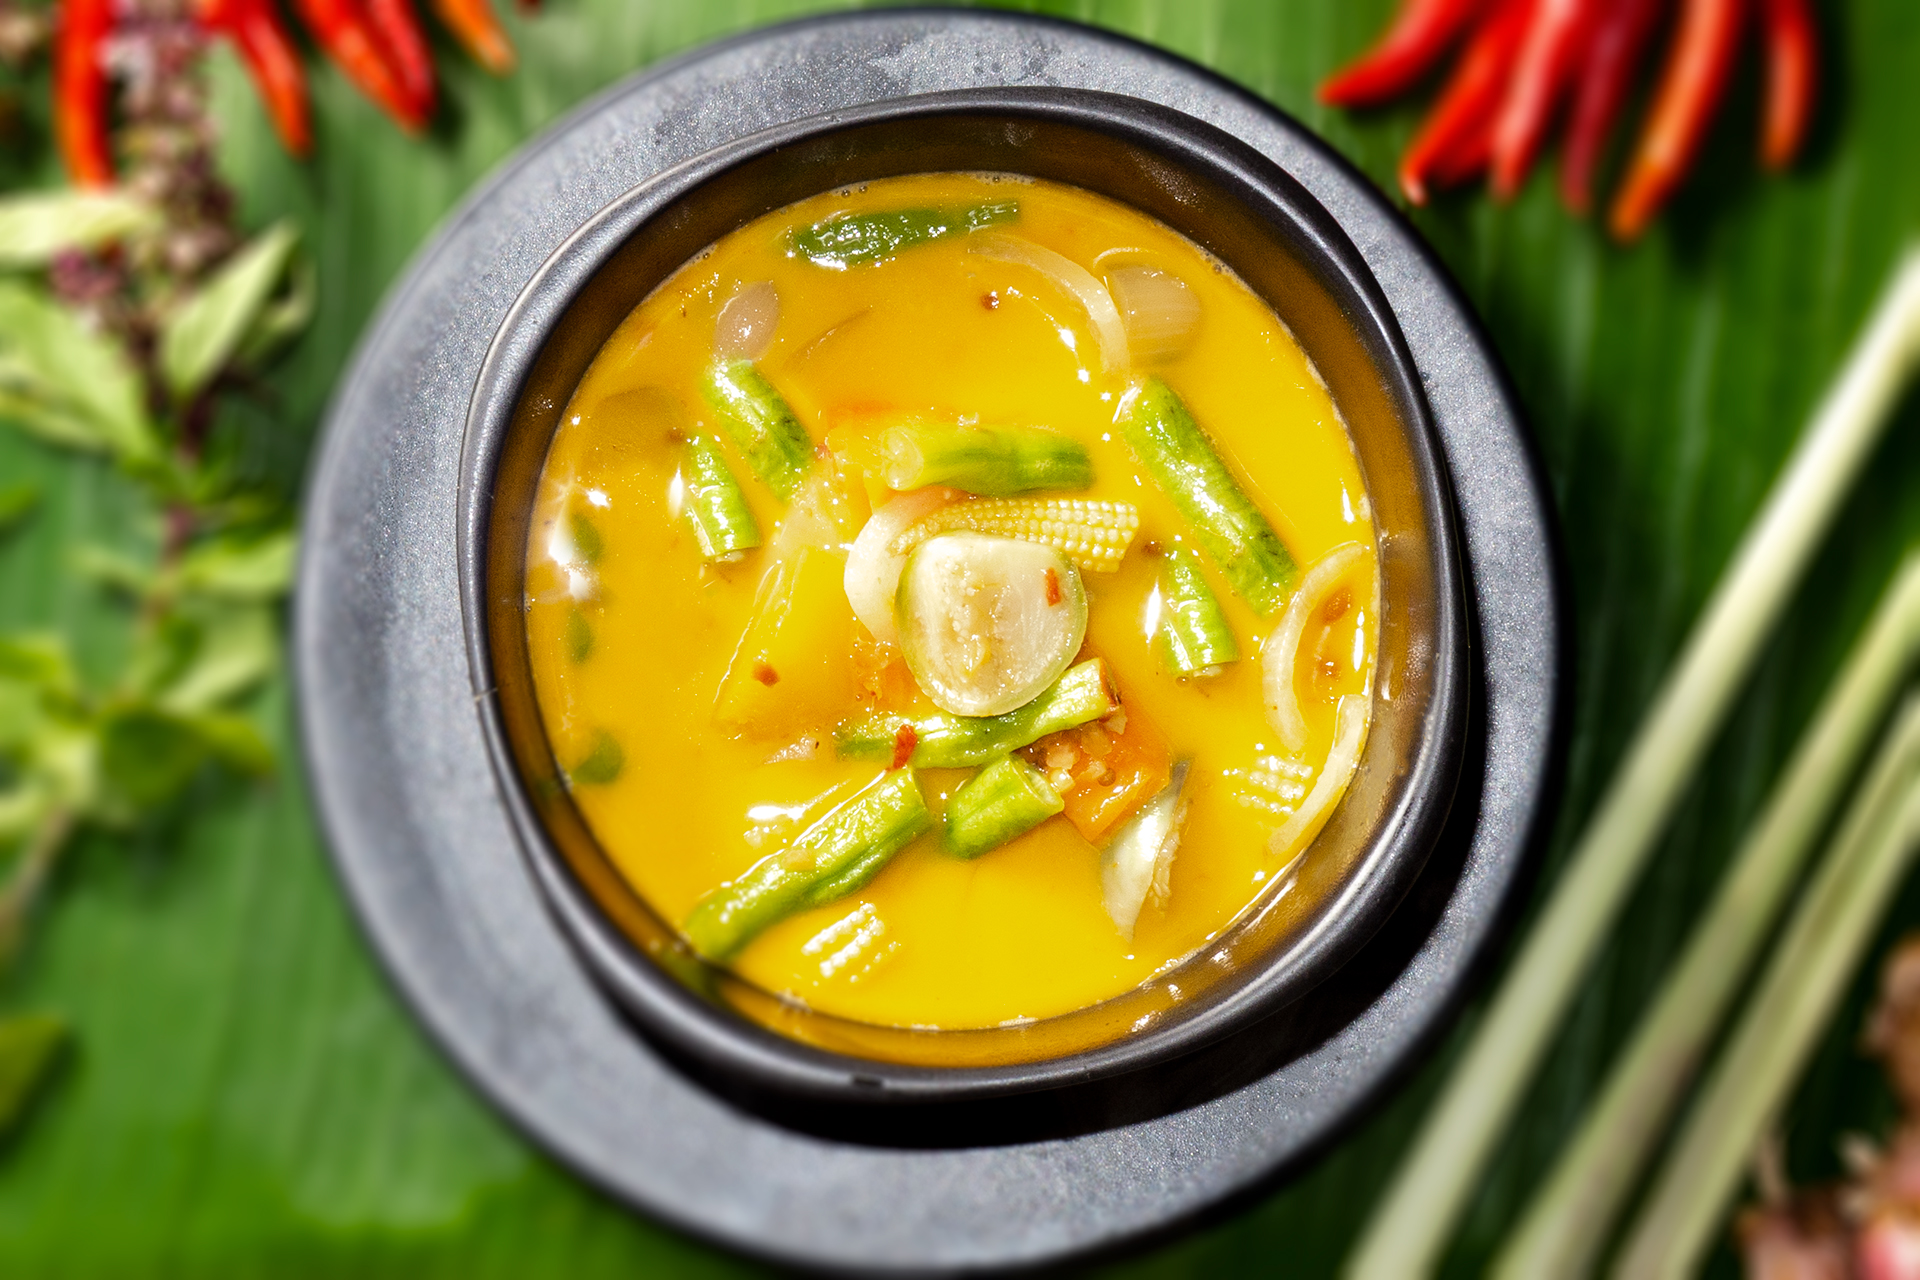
[456,86,1469,1105]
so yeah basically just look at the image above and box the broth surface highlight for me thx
[524,172,1378,1033]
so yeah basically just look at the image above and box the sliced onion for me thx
[1262,541,1368,753]
[1100,761,1192,940]
[971,233,1130,374]
[714,280,780,361]
[1267,694,1369,860]
[843,487,957,643]
[1106,264,1200,364]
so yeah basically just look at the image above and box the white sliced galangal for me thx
[1100,761,1193,941]
[1262,540,1369,754]
[894,532,1087,717]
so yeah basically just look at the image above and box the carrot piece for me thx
[1759,0,1816,170]
[199,0,312,157]
[294,0,427,131]
[1608,0,1747,240]
[364,0,436,124]
[1025,708,1172,844]
[54,0,114,188]
[1558,0,1665,214]
[1397,0,1531,205]
[428,0,515,75]
[1319,0,1487,108]
[1490,0,1602,199]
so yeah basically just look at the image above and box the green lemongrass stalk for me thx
[1494,553,1920,1279]
[1346,247,1920,1280]
[1612,695,1920,1279]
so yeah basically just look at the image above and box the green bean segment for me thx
[943,755,1064,859]
[1118,377,1296,615]
[682,433,761,560]
[880,421,1092,496]
[1154,546,1240,674]
[700,359,812,501]
[683,769,932,960]
[834,659,1119,768]
[788,201,1020,269]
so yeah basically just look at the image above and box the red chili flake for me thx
[982,291,1000,310]
[1043,567,1063,606]
[889,723,919,770]
[752,661,779,686]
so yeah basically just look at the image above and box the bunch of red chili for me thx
[1320,0,1818,239]
[55,0,532,187]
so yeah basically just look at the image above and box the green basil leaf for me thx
[0,635,74,696]
[0,282,158,463]
[233,255,315,369]
[68,544,157,597]
[157,223,300,403]
[98,707,208,810]
[152,604,277,713]
[0,191,159,270]
[178,711,273,776]
[0,784,53,845]
[0,1014,67,1137]
[172,530,296,601]
[0,482,38,533]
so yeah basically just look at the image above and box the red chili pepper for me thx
[54,0,115,188]
[428,0,514,75]
[1558,0,1665,214]
[1489,0,1601,199]
[1759,0,1815,170]
[295,0,427,132]
[364,0,435,124]
[1398,0,1530,205]
[1319,0,1486,108]
[1609,0,1747,240]
[199,0,312,158]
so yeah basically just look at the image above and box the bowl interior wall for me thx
[479,101,1456,1084]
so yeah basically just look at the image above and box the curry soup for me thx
[522,172,1378,1033]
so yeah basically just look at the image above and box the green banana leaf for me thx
[1,1,1917,1276]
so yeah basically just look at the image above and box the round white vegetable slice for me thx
[895,532,1088,717]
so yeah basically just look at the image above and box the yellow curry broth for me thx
[523,173,1378,1032]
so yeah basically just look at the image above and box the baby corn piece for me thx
[889,497,1140,572]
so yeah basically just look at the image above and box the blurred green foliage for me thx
[0,1,1915,1276]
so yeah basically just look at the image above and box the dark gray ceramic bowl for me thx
[460,88,1468,1112]
[296,10,1562,1269]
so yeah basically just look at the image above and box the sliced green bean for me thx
[700,359,812,501]
[1118,378,1296,615]
[835,659,1118,768]
[788,201,1020,269]
[1154,546,1239,674]
[681,433,761,560]
[683,769,931,960]
[880,421,1092,496]
[943,754,1064,859]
